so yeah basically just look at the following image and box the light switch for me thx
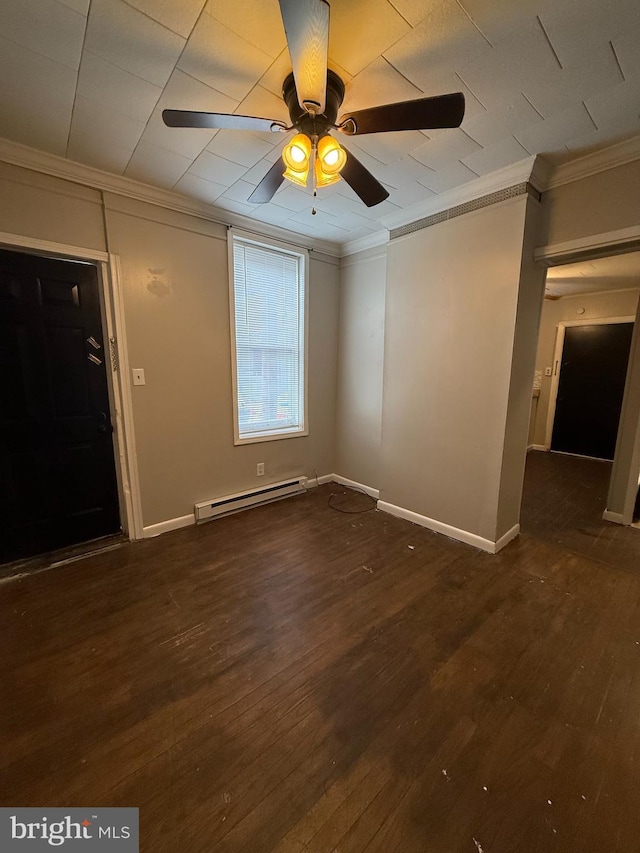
[132,368,146,386]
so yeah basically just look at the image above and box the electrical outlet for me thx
[544,367,552,377]
[257,462,265,476]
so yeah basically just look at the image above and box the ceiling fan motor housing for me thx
[283,70,345,136]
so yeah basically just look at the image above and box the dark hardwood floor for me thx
[3,461,640,852]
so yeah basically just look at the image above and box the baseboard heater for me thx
[194,477,306,522]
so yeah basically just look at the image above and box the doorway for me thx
[550,320,634,460]
[0,248,121,563]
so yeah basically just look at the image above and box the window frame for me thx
[228,228,309,446]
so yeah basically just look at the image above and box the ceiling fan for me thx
[163,0,465,208]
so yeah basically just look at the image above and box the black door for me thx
[0,249,120,563]
[551,322,634,460]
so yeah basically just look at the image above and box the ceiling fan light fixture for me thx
[314,156,341,187]
[282,132,312,186]
[317,134,347,175]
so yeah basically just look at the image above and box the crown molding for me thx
[379,155,540,234]
[0,137,341,258]
[545,133,640,190]
[340,228,389,257]
[535,225,640,266]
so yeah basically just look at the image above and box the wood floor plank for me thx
[3,460,640,851]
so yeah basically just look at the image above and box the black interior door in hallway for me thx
[0,248,120,563]
[551,322,634,460]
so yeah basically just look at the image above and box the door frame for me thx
[544,315,636,452]
[0,230,144,540]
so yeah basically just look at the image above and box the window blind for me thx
[232,237,306,441]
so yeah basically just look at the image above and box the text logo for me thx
[0,809,138,851]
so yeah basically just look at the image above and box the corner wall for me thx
[379,193,545,549]
[335,245,386,489]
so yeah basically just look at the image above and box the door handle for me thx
[97,412,113,434]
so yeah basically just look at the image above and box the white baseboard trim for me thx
[603,509,625,524]
[376,500,519,554]
[527,444,549,452]
[331,474,380,500]
[143,513,195,538]
[304,474,334,488]
[305,473,380,499]
[494,523,521,553]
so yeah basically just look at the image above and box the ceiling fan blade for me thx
[341,151,389,208]
[162,110,285,132]
[248,157,286,204]
[278,0,329,114]
[339,92,465,135]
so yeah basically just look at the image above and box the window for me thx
[229,231,308,444]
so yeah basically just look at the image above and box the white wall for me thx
[379,194,545,548]
[0,163,339,531]
[335,245,386,489]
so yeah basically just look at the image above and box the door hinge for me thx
[109,337,119,372]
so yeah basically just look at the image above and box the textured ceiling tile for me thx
[611,29,640,81]
[139,108,215,160]
[174,171,227,203]
[178,13,273,102]
[456,0,544,45]
[456,53,527,112]
[124,0,206,38]
[271,184,317,213]
[125,140,192,188]
[457,19,560,114]
[411,128,482,170]
[159,68,239,112]
[384,0,492,92]
[0,35,76,156]
[388,0,449,28]
[142,71,239,159]
[380,180,436,208]
[233,85,290,126]
[341,56,423,113]
[352,130,430,166]
[189,150,248,185]
[339,138,388,174]
[522,43,623,118]
[539,0,640,68]
[248,204,298,226]
[419,160,478,192]
[372,154,438,187]
[328,0,411,76]
[206,130,276,168]
[221,179,261,206]
[515,103,596,154]
[69,95,147,153]
[67,132,135,173]
[259,48,295,98]
[205,0,286,58]
[242,157,283,186]
[286,205,336,230]
[215,197,260,217]
[0,0,86,71]
[564,125,640,158]
[56,0,90,13]
[85,0,185,88]
[462,97,542,147]
[77,52,163,121]
[585,79,640,134]
[461,134,530,175]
